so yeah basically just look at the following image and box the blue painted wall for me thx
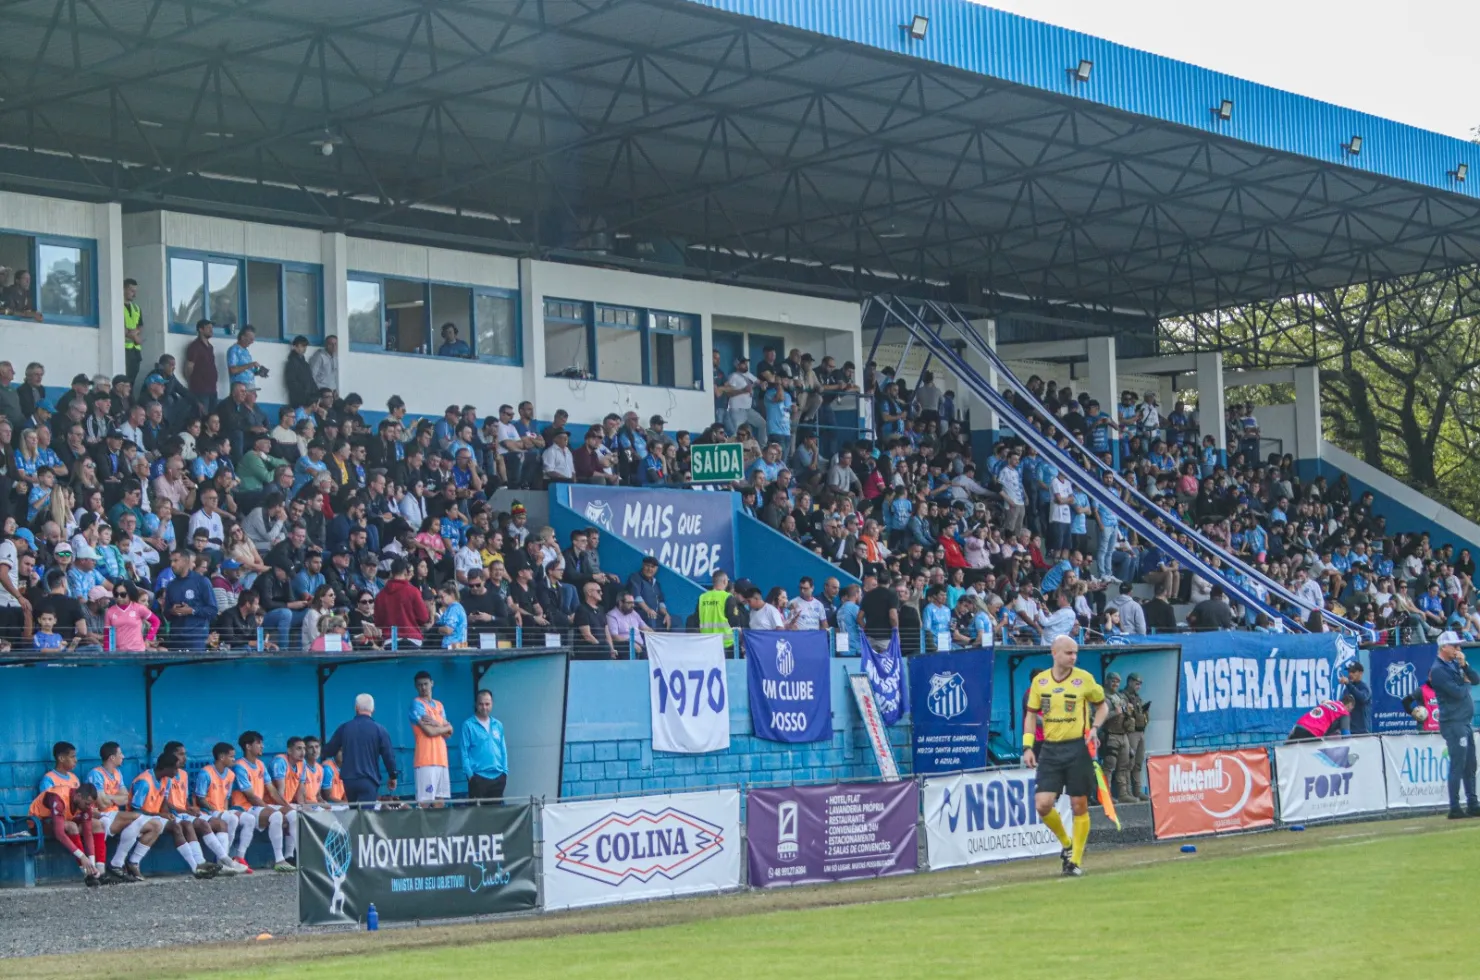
[559,658,911,798]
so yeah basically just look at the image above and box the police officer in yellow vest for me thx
[698,570,735,651]
[123,278,143,382]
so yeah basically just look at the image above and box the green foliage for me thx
[1161,267,1480,520]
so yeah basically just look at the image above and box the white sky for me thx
[974,0,1479,140]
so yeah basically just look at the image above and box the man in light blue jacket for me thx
[460,689,508,801]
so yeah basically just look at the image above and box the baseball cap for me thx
[72,544,97,561]
[1437,630,1465,646]
[220,558,243,571]
[649,415,666,425]
[87,586,112,602]
[54,543,74,558]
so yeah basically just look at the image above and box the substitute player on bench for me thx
[30,741,106,885]
[1021,635,1108,877]
[87,741,158,883]
[194,741,247,873]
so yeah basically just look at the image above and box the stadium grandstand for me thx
[1,0,1478,910]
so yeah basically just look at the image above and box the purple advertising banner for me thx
[746,781,919,888]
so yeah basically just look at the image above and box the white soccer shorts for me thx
[414,765,451,802]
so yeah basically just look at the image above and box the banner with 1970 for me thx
[647,633,730,754]
[297,804,537,926]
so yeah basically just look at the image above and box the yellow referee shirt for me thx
[1027,668,1105,743]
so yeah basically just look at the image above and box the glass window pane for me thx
[650,330,696,389]
[384,279,426,354]
[170,257,205,328]
[430,283,473,358]
[475,292,517,361]
[246,261,282,340]
[544,318,590,377]
[284,269,318,339]
[208,260,240,330]
[347,279,384,348]
[596,325,643,384]
[37,243,90,319]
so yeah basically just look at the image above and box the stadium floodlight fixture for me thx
[903,15,928,40]
[1070,59,1093,83]
[1451,163,1469,182]
[1214,99,1234,121]
[1343,135,1363,155]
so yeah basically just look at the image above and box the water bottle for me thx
[366,903,379,931]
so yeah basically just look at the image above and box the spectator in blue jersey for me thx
[922,586,952,648]
[226,327,266,389]
[433,581,468,648]
[436,322,472,358]
[161,549,218,650]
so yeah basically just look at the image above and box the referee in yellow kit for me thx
[1021,635,1108,877]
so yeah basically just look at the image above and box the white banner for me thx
[922,768,1072,869]
[646,633,730,754]
[1381,733,1451,809]
[541,790,742,910]
[848,674,900,782]
[1274,737,1386,822]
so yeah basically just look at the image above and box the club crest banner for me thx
[745,629,832,743]
[860,631,906,726]
[1368,645,1439,733]
[647,633,730,754]
[908,649,992,774]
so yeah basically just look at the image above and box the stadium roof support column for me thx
[1086,336,1119,467]
[1293,366,1323,471]
[963,318,999,460]
[93,202,126,379]
[321,232,348,389]
[1196,352,1227,462]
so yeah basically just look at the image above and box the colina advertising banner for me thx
[746,782,918,887]
[542,790,742,910]
[1146,749,1275,839]
[1380,732,1450,809]
[746,629,831,743]
[1176,632,1350,741]
[1368,645,1439,733]
[922,768,1072,869]
[567,486,734,578]
[297,804,537,926]
[908,650,992,774]
[1273,736,1386,823]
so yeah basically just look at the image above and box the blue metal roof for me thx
[688,0,1477,197]
[0,0,1476,317]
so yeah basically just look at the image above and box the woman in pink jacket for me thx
[103,583,161,653]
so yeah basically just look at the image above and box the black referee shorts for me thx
[1036,739,1095,799]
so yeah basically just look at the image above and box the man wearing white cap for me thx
[1430,631,1480,819]
[66,543,109,599]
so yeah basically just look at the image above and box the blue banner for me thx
[1176,632,1353,740]
[908,649,992,774]
[1369,644,1438,733]
[745,630,832,743]
[567,486,734,578]
[861,631,906,727]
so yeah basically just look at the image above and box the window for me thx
[544,298,698,388]
[0,230,99,326]
[346,278,384,349]
[167,250,322,340]
[348,274,522,364]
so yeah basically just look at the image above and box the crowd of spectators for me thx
[0,322,1472,657]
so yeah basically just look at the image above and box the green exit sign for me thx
[689,442,743,483]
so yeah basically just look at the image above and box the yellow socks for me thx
[1070,812,1091,865]
[1041,808,1070,848]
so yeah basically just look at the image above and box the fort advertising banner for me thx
[1274,736,1386,823]
[567,486,734,578]
[746,781,918,887]
[541,790,742,910]
[1175,632,1352,741]
[297,804,537,926]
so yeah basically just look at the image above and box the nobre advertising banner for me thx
[1147,750,1275,840]
[298,805,537,926]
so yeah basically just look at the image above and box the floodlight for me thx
[1214,99,1233,121]
[1071,59,1093,83]
[903,15,928,40]
[1452,163,1469,182]
[1344,135,1363,155]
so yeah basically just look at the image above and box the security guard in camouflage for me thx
[1124,672,1151,801]
[1101,672,1135,803]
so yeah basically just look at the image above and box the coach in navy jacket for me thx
[324,693,399,803]
[1428,631,1480,817]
